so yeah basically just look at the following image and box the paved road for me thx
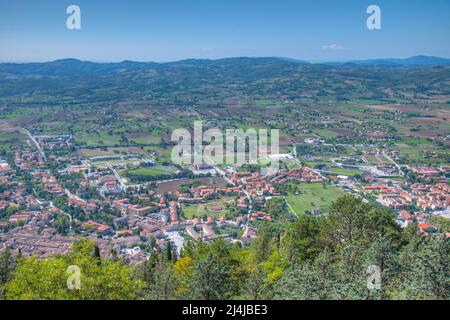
[0,120,46,160]
[110,165,128,191]
[381,150,407,176]
[288,153,327,180]
[164,230,184,256]
[20,128,47,161]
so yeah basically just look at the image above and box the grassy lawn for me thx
[304,160,333,168]
[279,158,302,170]
[0,130,29,151]
[0,113,19,119]
[74,131,122,147]
[402,138,433,145]
[128,135,161,145]
[284,183,347,215]
[314,129,338,139]
[181,198,235,219]
[338,104,367,112]
[326,167,363,176]
[126,164,177,177]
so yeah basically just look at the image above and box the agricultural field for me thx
[394,143,449,166]
[0,128,29,151]
[78,147,150,158]
[74,132,122,147]
[337,104,368,112]
[351,99,391,105]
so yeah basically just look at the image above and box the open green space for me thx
[326,167,363,176]
[126,164,178,178]
[181,197,236,219]
[284,183,347,215]
[313,129,338,139]
[74,132,122,147]
[338,104,367,112]
[351,99,391,105]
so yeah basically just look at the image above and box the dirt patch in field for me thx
[366,104,427,112]
[333,128,354,136]
[156,176,228,194]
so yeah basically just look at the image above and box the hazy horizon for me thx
[1,54,450,64]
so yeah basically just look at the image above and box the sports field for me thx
[126,164,177,178]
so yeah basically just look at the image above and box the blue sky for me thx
[0,0,449,62]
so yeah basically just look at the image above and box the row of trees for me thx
[0,195,448,300]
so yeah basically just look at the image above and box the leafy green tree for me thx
[52,215,70,235]
[274,264,326,300]
[244,265,268,300]
[166,242,172,261]
[5,239,144,300]
[366,207,402,246]
[273,249,337,300]
[406,236,449,300]
[321,195,372,250]
[189,252,232,300]
[251,226,273,263]
[333,242,368,300]
[364,235,400,299]
[281,215,321,264]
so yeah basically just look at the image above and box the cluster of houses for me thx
[364,182,450,211]
[33,171,64,195]
[1,132,449,266]
[364,180,449,236]
[177,185,243,204]
[0,160,12,176]
[184,215,247,242]
[412,167,444,178]
[15,151,45,170]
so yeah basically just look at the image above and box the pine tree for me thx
[408,236,449,299]
[244,266,267,300]
[0,248,17,299]
[94,245,101,266]
[189,252,231,300]
[166,242,172,262]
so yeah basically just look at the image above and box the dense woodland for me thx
[1,195,448,300]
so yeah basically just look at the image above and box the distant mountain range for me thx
[0,57,300,78]
[0,55,448,107]
[1,55,449,73]
[324,55,450,66]
[0,55,448,81]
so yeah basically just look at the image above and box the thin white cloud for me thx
[322,44,344,51]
